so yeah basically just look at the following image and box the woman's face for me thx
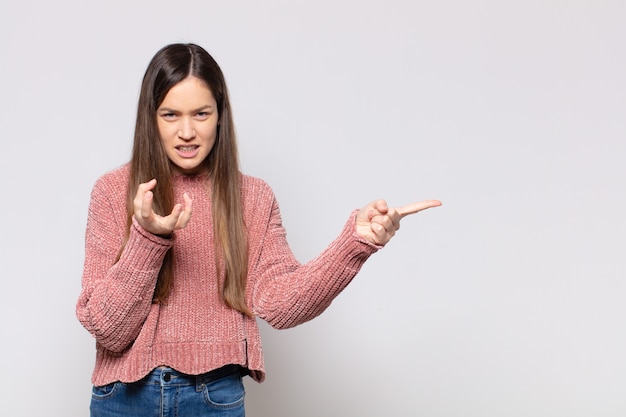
[157,76,219,175]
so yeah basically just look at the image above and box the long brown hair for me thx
[126,43,250,315]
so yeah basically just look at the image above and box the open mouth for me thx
[175,145,200,157]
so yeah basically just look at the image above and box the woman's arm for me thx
[250,185,440,329]
[76,177,173,352]
[249,194,379,329]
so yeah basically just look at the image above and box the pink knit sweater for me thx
[76,164,379,386]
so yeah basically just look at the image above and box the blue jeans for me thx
[90,365,246,417]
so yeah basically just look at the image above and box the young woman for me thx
[76,43,441,417]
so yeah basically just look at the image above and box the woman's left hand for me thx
[355,199,442,246]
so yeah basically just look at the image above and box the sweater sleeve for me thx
[251,193,380,329]
[76,177,173,353]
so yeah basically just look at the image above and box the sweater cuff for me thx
[117,217,174,271]
[325,210,380,273]
[349,209,384,251]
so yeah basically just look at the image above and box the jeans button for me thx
[163,372,171,382]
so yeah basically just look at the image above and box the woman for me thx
[76,43,441,416]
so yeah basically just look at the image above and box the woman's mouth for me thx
[175,145,200,158]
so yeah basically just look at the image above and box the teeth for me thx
[178,146,196,152]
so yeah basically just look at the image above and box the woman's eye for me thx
[161,113,177,120]
[196,112,209,118]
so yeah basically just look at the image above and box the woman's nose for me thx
[178,119,196,140]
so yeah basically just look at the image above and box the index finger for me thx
[396,200,442,218]
[176,193,194,229]
[139,178,157,189]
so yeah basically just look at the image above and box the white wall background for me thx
[1,1,625,416]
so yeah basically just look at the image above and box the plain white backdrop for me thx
[1,1,625,416]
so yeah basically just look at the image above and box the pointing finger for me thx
[396,200,442,218]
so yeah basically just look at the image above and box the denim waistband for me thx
[139,364,244,388]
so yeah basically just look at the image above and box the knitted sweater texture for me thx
[76,164,379,386]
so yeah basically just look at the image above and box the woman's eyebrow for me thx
[158,105,214,112]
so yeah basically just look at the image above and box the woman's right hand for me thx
[133,179,193,236]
